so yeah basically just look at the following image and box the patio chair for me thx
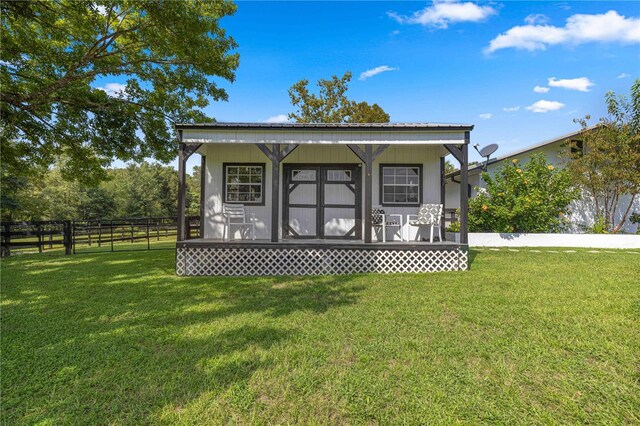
[407,203,443,243]
[372,208,403,242]
[222,203,256,241]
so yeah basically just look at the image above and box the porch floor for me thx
[178,238,464,250]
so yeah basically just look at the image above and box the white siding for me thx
[183,129,465,145]
[202,144,448,240]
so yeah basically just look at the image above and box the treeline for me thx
[1,162,200,221]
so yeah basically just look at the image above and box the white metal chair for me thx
[372,208,403,242]
[222,203,256,241]
[407,203,443,243]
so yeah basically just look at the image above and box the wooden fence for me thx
[1,216,199,257]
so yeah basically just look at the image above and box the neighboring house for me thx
[445,126,640,233]
[174,122,474,276]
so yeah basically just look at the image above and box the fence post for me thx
[146,218,150,250]
[110,220,114,252]
[3,223,10,257]
[98,222,102,247]
[37,223,43,253]
[64,220,72,255]
[131,224,134,243]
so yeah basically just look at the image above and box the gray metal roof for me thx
[175,122,474,131]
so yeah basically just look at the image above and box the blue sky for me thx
[100,1,640,168]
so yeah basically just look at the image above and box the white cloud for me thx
[503,106,520,112]
[264,114,289,124]
[526,100,565,113]
[533,86,550,93]
[618,72,631,79]
[548,77,594,92]
[485,10,640,53]
[388,0,496,29]
[478,113,493,119]
[95,5,108,15]
[359,65,398,81]
[96,82,127,97]
[524,14,549,25]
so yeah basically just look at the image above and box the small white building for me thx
[445,127,640,234]
[174,122,474,276]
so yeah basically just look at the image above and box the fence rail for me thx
[1,216,199,257]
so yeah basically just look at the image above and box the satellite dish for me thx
[479,143,499,158]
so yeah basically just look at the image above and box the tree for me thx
[288,72,390,123]
[1,0,238,184]
[469,154,580,233]
[444,160,457,175]
[566,80,640,233]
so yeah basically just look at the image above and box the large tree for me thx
[567,80,640,233]
[1,0,238,184]
[288,72,390,123]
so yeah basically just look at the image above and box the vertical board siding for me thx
[203,144,445,240]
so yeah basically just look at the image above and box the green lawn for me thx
[2,248,639,424]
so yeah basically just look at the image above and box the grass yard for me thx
[2,248,639,424]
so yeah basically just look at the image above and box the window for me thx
[570,139,584,157]
[380,165,422,206]
[327,170,352,181]
[292,170,317,181]
[223,163,265,205]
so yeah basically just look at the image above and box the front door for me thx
[283,164,361,239]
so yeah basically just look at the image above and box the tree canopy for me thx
[567,79,640,233]
[1,161,201,221]
[1,0,238,184]
[288,72,390,123]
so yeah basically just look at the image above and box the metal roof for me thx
[175,122,474,131]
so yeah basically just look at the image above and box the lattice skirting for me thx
[176,246,468,276]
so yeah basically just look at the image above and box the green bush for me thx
[469,154,580,233]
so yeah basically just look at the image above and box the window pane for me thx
[292,170,316,181]
[381,166,421,205]
[327,170,351,181]
[226,164,264,203]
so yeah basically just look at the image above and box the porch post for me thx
[177,132,187,242]
[256,143,297,243]
[440,156,446,241]
[364,144,373,243]
[199,154,206,238]
[270,145,280,243]
[460,133,470,245]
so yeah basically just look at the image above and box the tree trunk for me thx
[611,193,636,234]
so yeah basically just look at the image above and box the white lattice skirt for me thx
[175,244,468,276]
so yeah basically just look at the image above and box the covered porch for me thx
[175,122,472,275]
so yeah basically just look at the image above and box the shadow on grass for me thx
[2,251,365,423]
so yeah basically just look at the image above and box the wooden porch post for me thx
[440,156,446,241]
[177,135,187,242]
[347,144,388,244]
[176,132,202,242]
[270,144,281,243]
[255,143,298,242]
[199,154,206,238]
[364,145,373,243]
[460,133,470,245]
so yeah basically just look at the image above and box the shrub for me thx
[469,154,580,233]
